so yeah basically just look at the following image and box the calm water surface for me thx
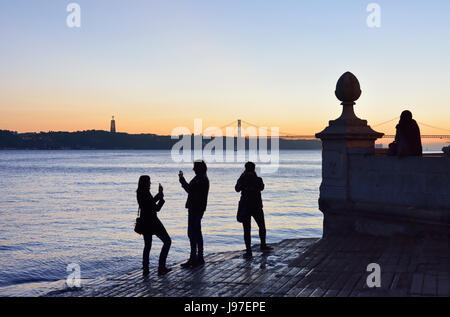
[0,150,322,296]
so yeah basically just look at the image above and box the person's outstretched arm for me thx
[179,171,192,193]
[155,198,165,212]
[154,192,163,202]
[139,192,158,212]
[179,176,191,193]
[154,184,164,202]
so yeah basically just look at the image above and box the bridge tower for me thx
[110,116,116,133]
[237,119,242,138]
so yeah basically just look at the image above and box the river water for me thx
[0,150,322,296]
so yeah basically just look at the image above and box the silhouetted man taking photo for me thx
[179,160,210,268]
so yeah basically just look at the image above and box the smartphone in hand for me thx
[158,183,163,193]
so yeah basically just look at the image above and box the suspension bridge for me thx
[217,118,450,140]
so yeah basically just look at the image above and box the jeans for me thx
[143,218,171,269]
[242,211,266,251]
[187,210,204,258]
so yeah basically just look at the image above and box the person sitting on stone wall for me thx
[388,110,422,157]
[443,145,450,156]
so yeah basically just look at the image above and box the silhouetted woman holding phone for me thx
[235,162,273,258]
[136,175,172,276]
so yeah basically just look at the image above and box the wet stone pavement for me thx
[45,236,450,297]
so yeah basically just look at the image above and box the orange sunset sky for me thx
[1,1,449,139]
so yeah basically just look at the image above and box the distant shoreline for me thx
[0,148,321,151]
[0,130,322,150]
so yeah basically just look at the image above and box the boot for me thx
[260,244,273,252]
[181,256,196,268]
[243,249,253,259]
[142,266,150,276]
[158,267,172,276]
[193,254,205,267]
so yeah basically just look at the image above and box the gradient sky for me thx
[1,0,450,135]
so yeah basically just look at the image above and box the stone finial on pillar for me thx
[316,72,383,148]
[315,73,383,235]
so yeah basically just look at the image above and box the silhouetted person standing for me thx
[235,162,273,258]
[136,175,172,276]
[389,110,422,157]
[179,160,209,268]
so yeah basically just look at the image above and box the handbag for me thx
[134,207,143,235]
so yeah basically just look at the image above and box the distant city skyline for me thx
[1,1,450,136]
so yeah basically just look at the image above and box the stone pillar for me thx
[315,72,383,236]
